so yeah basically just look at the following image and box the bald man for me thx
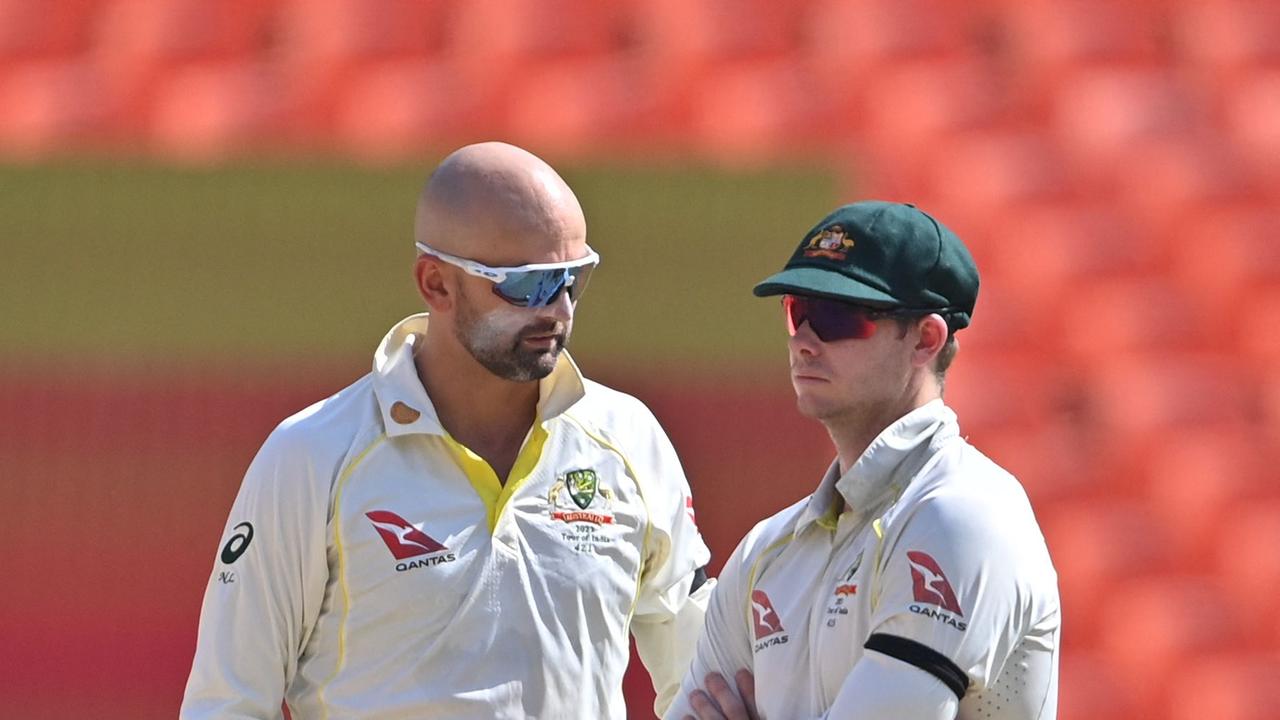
[181,143,713,720]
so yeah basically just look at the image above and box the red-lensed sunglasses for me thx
[783,294,914,342]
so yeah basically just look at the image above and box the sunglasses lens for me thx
[565,263,594,302]
[783,295,878,342]
[493,263,596,307]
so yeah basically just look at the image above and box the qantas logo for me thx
[366,510,447,559]
[751,590,785,639]
[907,551,964,616]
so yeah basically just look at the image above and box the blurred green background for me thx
[0,161,835,367]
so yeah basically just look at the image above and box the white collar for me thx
[370,313,587,437]
[797,399,959,532]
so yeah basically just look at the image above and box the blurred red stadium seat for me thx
[971,417,1110,504]
[944,350,1067,430]
[801,0,977,164]
[1080,355,1255,440]
[687,59,827,164]
[444,0,628,106]
[1058,651,1138,720]
[1261,371,1280,446]
[1040,500,1175,644]
[449,0,625,61]
[852,57,1010,186]
[1051,68,1203,185]
[277,0,445,67]
[94,0,279,62]
[334,60,480,161]
[1172,0,1280,82]
[1166,203,1280,316]
[634,0,802,65]
[0,60,107,156]
[1170,654,1280,720]
[980,202,1159,317]
[1055,278,1219,363]
[0,0,99,58]
[1097,575,1241,711]
[1223,69,1280,189]
[1139,431,1278,567]
[274,0,449,133]
[503,58,671,159]
[90,0,285,138]
[919,129,1071,239]
[801,0,969,83]
[148,63,285,161]
[1214,500,1280,647]
[1110,136,1256,234]
[623,0,807,133]
[953,279,1046,353]
[997,0,1164,111]
[1236,283,1280,370]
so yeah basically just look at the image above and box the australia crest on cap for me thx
[803,224,855,260]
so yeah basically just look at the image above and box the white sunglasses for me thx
[416,241,600,307]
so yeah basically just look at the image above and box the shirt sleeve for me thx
[622,408,714,717]
[821,649,959,719]
[180,427,330,720]
[865,491,1046,700]
[661,531,757,720]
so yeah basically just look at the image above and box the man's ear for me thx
[415,255,454,312]
[911,314,949,368]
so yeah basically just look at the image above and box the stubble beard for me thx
[793,361,915,436]
[454,292,571,383]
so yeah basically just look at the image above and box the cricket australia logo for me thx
[825,550,862,628]
[567,469,598,509]
[835,550,862,597]
[803,224,856,260]
[549,468,615,525]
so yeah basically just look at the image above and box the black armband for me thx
[865,633,969,700]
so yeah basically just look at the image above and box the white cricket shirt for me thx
[181,314,713,720]
[666,400,1059,720]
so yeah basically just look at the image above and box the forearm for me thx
[823,651,958,720]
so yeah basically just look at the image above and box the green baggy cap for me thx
[753,201,980,329]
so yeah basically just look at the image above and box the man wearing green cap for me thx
[666,201,1060,720]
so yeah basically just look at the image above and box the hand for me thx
[684,670,759,720]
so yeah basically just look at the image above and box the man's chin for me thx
[793,393,826,419]
[514,346,561,379]
[793,389,846,422]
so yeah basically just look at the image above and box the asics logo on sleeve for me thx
[366,510,448,559]
[220,522,254,564]
[906,551,964,616]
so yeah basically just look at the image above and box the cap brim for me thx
[752,267,900,306]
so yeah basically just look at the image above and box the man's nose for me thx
[788,319,822,357]
[542,287,574,322]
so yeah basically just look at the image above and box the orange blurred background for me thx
[3,1,1280,719]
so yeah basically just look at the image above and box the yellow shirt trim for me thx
[745,535,796,632]
[815,495,842,531]
[870,517,887,611]
[442,422,551,533]
[318,433,388,720]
